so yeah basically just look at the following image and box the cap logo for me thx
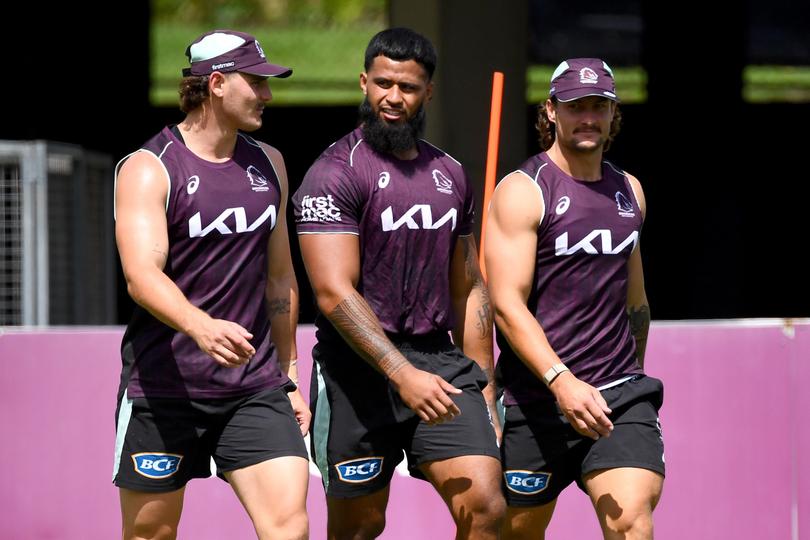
[212,61,235,71]
[579,68,598,84]
[255,39,266,59]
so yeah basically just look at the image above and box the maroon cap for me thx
[549,58,618,102]
[183,30,292,78]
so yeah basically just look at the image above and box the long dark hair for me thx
[178,75,210,113]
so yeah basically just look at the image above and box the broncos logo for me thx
[247,165,269,192]
[432,169,453,195]
[615,191,634,214]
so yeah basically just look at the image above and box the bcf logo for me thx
[504,470,551,495]
[335,457,384,483]
[132,453,183,479]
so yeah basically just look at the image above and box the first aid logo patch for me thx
[335,457,384,483]
[504,470,551,495]
[132,453,183,479]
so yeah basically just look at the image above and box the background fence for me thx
[0,319,807,539]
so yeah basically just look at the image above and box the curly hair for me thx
[535,98,623,153]
[179,75,211,113]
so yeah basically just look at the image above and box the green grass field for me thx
[151,21,383,106]
[152,22,810,106]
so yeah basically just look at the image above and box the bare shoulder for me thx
[490,170,544,227]
[117,151,169,198]
[257,141,283,162]
[256,141,288,189]
[624,171,647,217]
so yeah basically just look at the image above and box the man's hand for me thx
[288,388,312,436]
[188,314,256,368]
[549,372,613,440]
[389,364,462,424]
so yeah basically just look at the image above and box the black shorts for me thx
[113,386,308,493]
[310,332,500,498]
[501,374,665,507]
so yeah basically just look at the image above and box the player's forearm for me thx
[451,234,495,388]
[455,285,496,396]
[326,290,411,379]
[493,299,563,381]
[627,303,650,369]
[267,272,300,380]
[125,265,211,337]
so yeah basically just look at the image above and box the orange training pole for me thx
[479,71,504,281]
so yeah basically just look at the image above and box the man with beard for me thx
[293,27,504,540]
[484,58,665,539]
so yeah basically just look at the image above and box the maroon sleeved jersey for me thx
[293,127,475,337]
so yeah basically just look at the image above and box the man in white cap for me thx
[485,58,665,539]
[112,29,309,539]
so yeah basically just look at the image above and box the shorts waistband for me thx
[384,330,452,350]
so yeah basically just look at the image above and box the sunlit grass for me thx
[153,24,810,106]
[151,21,383,106]
[744,65,810,102]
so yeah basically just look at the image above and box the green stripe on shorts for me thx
[313,361,332,490]
[112,390,133,481]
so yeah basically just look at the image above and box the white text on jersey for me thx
[381,205,457,231]
[188,204,277,237]
[555,230,638,255]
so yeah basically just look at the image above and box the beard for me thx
[358,98,427,155]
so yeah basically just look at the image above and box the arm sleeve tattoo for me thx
[329,291,409,378]
[628,304,650,369]
[462,237,492,339]
[266,298,291,319]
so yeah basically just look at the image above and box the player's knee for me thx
[604,511,653,540]
[480,491,507,524]
[125,521,178,540]
[460,489,506,532]
[256,509,308,540]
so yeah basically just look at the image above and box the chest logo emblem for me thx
[378,171,390,189]
[247,165,270,192]
[432,169,453,195]
[615,191,635,217]
[555,196,571,215]
[186,175,200,195]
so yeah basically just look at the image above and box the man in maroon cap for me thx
[112,29,308,539]
[485,58,665,539]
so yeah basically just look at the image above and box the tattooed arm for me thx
[299,233,461,423]
[450,234,500,437]
[263,144,299,379]
[626,173,650,370]
[628,301,650,369]
[263,143,309,435]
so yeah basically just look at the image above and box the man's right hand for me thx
[549,371,613,440]
[388,364,462,424]
[188,314,256,368]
